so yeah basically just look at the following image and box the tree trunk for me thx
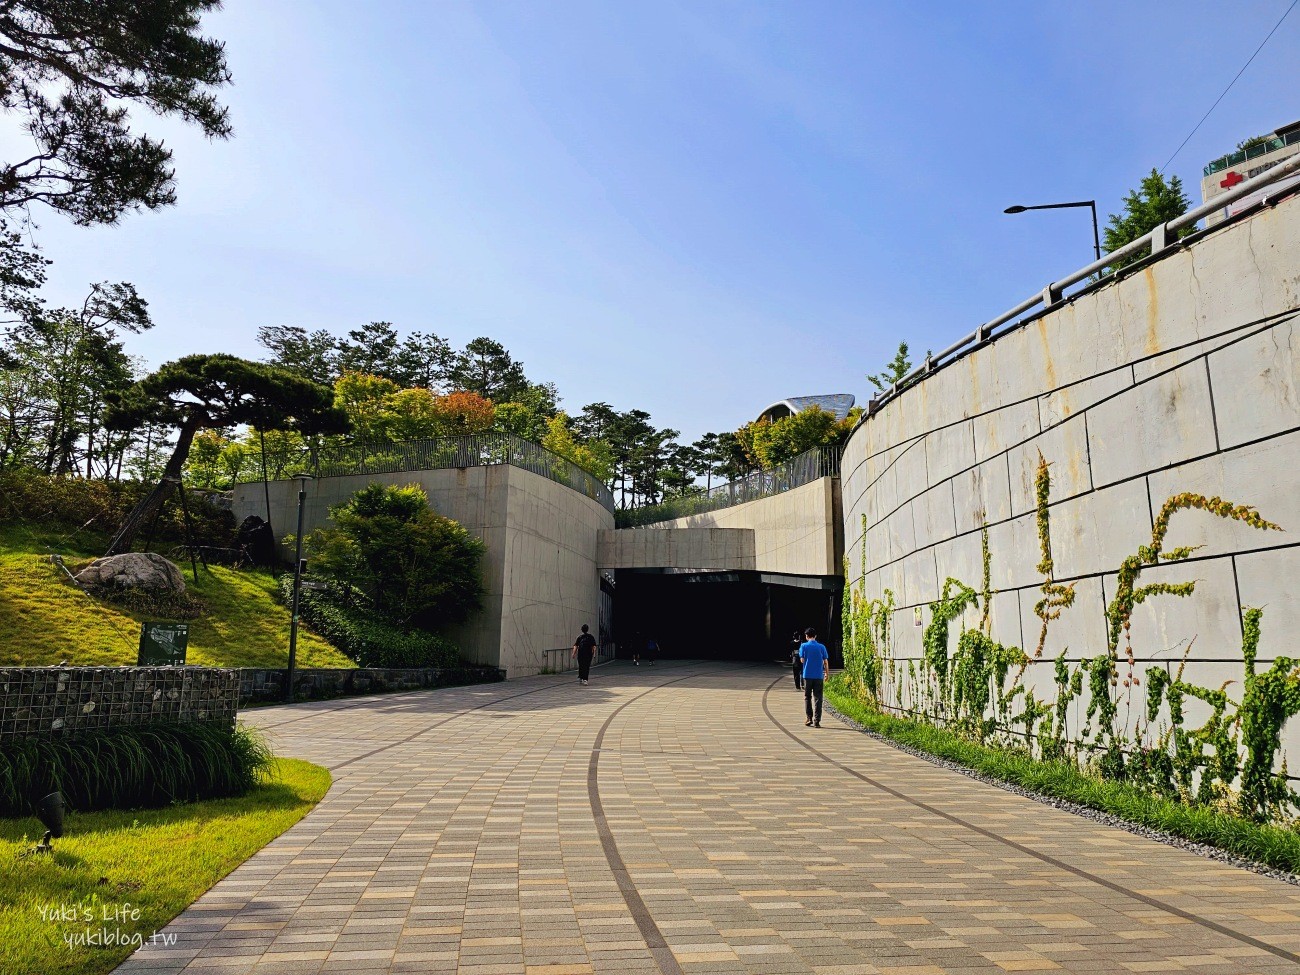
[105,413,202,556]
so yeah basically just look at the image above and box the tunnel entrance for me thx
[613,569,840,663]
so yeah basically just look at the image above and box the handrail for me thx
[615,444,841,528]
[237,433,616,514]
[862,152,1300,422]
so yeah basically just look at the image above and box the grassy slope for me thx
[0,757,330,975]
[824,677,1300,875]
[0,525,353,669]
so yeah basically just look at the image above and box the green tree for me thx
[391,330,452,389]
[0,280,152,475]
[306,482,485,630]
[0,0,232,225]
[542,412,613,481]
[0,218,50,323]
[709,431,752,482]
[104,354,347,554]
[256,325,340,386]
[332,371,401,442]
[1103,169,1193,273]
[1236,133,1273,152]
[660,443,704,498]
[337,321,402,379]
[494,402,545,442]
[735,406,858,470]
[866,342,913,393]
[446,337,530,402]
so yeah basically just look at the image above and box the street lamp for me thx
[286,472,315,703]
[1004,200,1102,263]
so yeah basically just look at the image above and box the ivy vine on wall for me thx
[840,455,1299,823]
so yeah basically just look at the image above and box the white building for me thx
[1201,120,1300,228]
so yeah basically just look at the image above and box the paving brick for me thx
[112,665,1300,975]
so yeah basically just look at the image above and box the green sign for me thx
[138,622,189,666]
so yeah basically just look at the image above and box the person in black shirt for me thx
[790,630,804,690]
[571,624,597,684]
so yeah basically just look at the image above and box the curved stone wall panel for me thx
[842,194,1300,766]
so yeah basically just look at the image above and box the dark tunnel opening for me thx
[612,569,841,663]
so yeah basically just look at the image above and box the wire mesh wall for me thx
[241,434,616,514]
[614,445,841,528]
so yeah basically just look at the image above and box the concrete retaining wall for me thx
[841,193,1300,765]
[233,463,613,678]
[0,667,238,741]
[626,477,841,577]
[596,527,756,571]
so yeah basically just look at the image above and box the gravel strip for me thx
[825,701,1300,888]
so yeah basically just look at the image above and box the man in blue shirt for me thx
[799,627,830,727]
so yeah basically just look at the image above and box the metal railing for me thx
[541,643,616,674]
[1204,130,1300,175]
[615,445,841,528]
[241,433,615,514]
[861,151,1300,422]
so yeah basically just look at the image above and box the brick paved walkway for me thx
[118,662,1300,975]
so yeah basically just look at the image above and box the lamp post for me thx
[1004,200,1102,263]
[286,473,315,703]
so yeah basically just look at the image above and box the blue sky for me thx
[22,0,1300,443]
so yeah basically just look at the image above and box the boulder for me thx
[75,552,186,593]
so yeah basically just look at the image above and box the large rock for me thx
[75,553,186,593]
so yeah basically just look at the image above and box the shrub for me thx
[279,576,461,669]
[304,482,485,629]
[0,468,235,547]
[0,722,271,816]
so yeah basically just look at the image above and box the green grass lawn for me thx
[0,525,353,668]
[0,757,331,975]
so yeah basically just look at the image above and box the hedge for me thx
[278,576,461,669]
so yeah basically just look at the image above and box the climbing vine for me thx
[921,577,978,707]
[1238,608,1300,821]
[839,458,1299,825]
[1033,452,1075,660]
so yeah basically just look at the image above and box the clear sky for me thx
[21,0,1300,443]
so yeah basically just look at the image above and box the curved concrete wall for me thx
[233,464,613,677]
[842,193,1300,761]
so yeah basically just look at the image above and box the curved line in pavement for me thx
[587,667,726,975]
[254,675,534,730]
[328,681,570,771]
[760,677,1300,965]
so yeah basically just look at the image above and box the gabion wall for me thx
[239,664,506,704]
[0,667,239,742]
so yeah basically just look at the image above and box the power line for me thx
[1159,0,1298,175]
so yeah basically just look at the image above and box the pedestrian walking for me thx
[645,635,658,666]
[790,630,804,690]
[572,624,597,684]
[799,627,829,727]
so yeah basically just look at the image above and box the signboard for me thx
[138,622,189,666]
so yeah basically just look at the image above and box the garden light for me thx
[34,791,64,853]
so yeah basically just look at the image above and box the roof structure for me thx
[755,393,856,424]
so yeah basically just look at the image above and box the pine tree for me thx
[1103,169,1193,272]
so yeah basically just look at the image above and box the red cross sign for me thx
[1220,171,1244,189]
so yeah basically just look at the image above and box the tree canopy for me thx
[102,354,346,553]
[0,0,232,225]
[866,342,913,394]
[1103,169,1193,272]
[306,482,485,630]
[734,405,858,470]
